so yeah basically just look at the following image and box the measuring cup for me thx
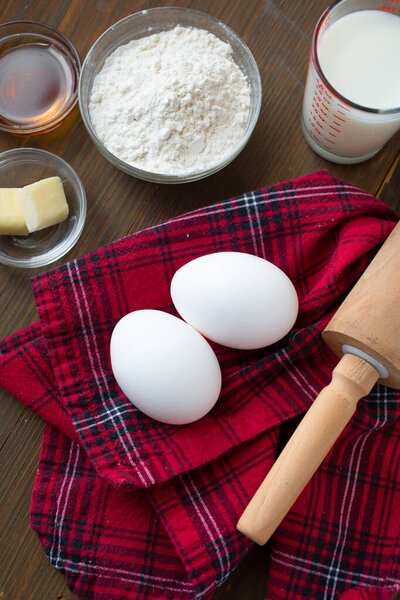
[301,0,400,164]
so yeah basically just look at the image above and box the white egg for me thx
[170,252,299,350]
[110,309,222,425]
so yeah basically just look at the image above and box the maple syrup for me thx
[0,41,77,131]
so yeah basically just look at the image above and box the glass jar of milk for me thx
[302,0,400,164]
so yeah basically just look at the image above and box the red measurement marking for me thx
[328,132,336,137]
[337,103,351,112]
[334,115,346,123]
[320,15,331,36]
[381,4,396,10]
[312,123,323,135]
[311,116,323,131]
[329,125,341,133]
[337,110,346,116]
[333,120,342,126]
[324,137,335,144]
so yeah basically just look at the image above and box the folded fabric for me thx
[9,171,395,490]
[1,170,400,600]
[341,587,400,599]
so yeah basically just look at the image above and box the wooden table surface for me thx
[1,1,400,599]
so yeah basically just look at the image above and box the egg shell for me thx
[170,252,299,350]
[110,309,222,425]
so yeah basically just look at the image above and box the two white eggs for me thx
[110,252,299,425]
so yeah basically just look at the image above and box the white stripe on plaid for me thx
[181,473,231,589]
[47,437,194,594]
[49,440,81,568]
[271,550,387,587]
[167,186,373,226]
[277,350,318,402]
[243,191,267,260]
[323,386,389,599]
[49,557,194,593]
[74,404,134,429]
[68,262,155,486]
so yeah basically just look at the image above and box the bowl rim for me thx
[0,147,87,268]
[0,20,81,135]
[79,6,262,184]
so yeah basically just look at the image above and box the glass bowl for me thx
[0,148,86,268]
[79,7,262,184]
[0,21,81,135]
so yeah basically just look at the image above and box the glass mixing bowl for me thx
[79,7,262,184]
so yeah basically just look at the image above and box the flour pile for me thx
[89,26,251,175]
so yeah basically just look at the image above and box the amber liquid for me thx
[0,42,77,128]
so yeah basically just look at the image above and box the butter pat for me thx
[17,176,69,233]
[0,188,29,235]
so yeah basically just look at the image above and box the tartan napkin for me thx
[1,170,400,600]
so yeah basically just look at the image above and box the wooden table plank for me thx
[0,1,399,599]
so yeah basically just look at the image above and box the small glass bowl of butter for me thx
[0,148,86,268]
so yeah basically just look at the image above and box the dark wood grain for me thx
[0,1,399,599]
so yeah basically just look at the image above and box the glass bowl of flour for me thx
[79,7,262,183]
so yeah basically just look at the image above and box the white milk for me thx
[319,10,400,110]
[302,9,400,163]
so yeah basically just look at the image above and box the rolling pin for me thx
[237,220,400,546]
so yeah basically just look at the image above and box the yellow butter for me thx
[17,176,69,233]
[0,188,29,235]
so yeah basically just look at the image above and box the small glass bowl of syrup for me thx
[0,21,80,135]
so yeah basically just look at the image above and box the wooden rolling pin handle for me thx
[236,353,379,546]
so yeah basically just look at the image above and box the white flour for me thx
[89,26,250,175]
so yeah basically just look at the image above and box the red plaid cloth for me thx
[1,170,400,600]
